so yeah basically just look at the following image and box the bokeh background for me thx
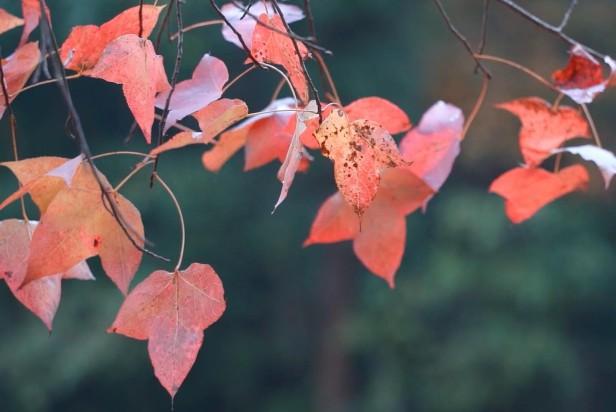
[1,0,615,411]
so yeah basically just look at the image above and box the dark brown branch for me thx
[138,0,144,37]
[478,0,490,54]
[270,0,322,121]
[209,0,263,67]
[303,0,317,41]
[494,0,605,59]
[432,0,491,78]
[37,0,169,262]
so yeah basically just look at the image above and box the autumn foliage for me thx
[0,0,614,400]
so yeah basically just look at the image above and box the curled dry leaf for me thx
[0,42,40,119]
[251,13,310,103]
[151,98,248,155]
[155,54,229,132]
[274,100,319,210]
[60,5,163,71]
[220,1,304,49]
[0,219,94,330]
[86,34,170,143]
[109,263,226,397]
[315,109,406,216]
[0,8,24,36]
[489,165,589,224]
[553,144,616,188]
[552,45,613,104]
[497,97,590,166]
[201,98,297,172]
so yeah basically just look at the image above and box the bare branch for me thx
[558,0,577,31]
[432,0,491,78]
[494,0,605,59]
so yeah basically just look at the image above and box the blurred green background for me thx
[1,0,615,411]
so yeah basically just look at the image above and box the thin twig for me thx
[432,0,491,78]
[154,113,198,134]
[114,160,154,192]
[221,64,256,94]
[10,73,82,97]
[312,51,340,104]
[581,103,602,147]
[170,19,224,40]
[303,0,317,41]
[462,75,490,139]
[0,48,29,222]
[558,0,577,30]
[477,0,490,55]
[474,53,557,91]
[138,0,145,37]
[209,0,263,67]
[494,0,604,59]
[153,173,185,272]
[269,77,286,102]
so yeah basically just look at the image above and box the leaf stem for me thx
[114,160,154,192]
[169,19,224,40]
[581,103,602,147]
[221,64,256,94]
[462,75,490,139]
[153,173,185,272]
[474,53,557,91]
[12,73,82,97]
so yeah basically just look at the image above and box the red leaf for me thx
[60,5,163,71]
[552,45,608,104]
[0,42,40,119]
[497,97,590,166]
[489,165,589,224]
[150,99,248,156]
[400,101,463,193]
[24,164,144,294]
[0,8,24,36]
[252,13,310,103]
[305,168,432,286]
[344,97,411,135]
[0,219,93,330]
[86,34,170,143]
[155,54,229,131]
[220,1,304,49]
[109,263,226,397]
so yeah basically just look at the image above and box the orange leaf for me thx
[0,156,78,213]
[489,165,589,224]
[109,263,226,397]
[315,109,406,216]
[344,97,411,134]
[252,13,310,103]
[24,164,144,294]
[305,168,432,286]
[0,8,24,36]
[150,99,248,156]
[0,42,40,119]
[86,34,170,143]
[60,5,163,71]
[497,97,590,166]
[0,219,93,330]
